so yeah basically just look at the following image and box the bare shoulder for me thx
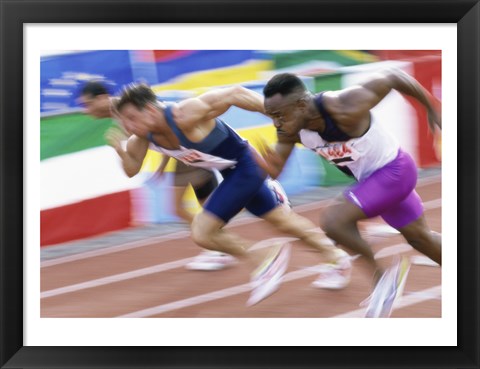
[321,88,372,127]
[173,98,209,128]
[321,90,343,112]
[320,90,357,118]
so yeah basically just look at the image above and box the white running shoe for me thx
[267,179,292,210]
[247,243,292,306]
[311,254,352,290]
[364,256,411,318]
[185,250,237,271]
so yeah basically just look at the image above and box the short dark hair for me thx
[115,83,157,112]
[263,73,307,98]
[80,80,110,97]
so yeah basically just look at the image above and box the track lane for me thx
[41,179,441,318]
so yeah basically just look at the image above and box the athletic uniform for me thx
[141,101,218,201]
[148,142,218,201]
[299,92,423,229]
[147,105,277,222]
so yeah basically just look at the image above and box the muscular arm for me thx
[174,85,265,127]
[332,69,441,132]
[384,69,441,131]
[105,129,149,177]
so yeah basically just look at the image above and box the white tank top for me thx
[299,114,400,181]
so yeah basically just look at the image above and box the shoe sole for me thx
[247,243,291,306]
[379,257,411,317]
[311,260,352,290]
[365,257,411,318]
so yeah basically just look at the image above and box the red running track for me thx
[41,177,441,318]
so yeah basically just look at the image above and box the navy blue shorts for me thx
[203,148,277,223]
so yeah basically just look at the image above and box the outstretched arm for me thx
[175,85,265,126]
[375,69,441,131]
[333,69,441,133]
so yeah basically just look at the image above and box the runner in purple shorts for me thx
[256,70,442,317]
[343,148,423,229]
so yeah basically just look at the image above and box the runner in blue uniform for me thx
[79,81,236,271]
[114,83,351,306]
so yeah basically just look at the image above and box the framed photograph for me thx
[1,0,478,368]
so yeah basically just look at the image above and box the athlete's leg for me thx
[379,183,441,265]
[260,205,346,263]
[194,175,218,205]
[397,215,441,265]
[186,175,238,271]
[322,150,419,279]
[191,211,246,254]
[190,162,274,268]
[245,180,349,271]
[173,175,218,224]
[245,180,352,289]
[172,163,213,224]
[320,197,380,274]
[172,185,194,224]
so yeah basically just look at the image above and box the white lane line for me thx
[332,285,441,318]
[119,284,441,318]
[40,237,409,300]
[41,194,441,299]
[116,242,424,318]
[41,197,440,299]
[41,231,191,268]
[41,258,191,299]
[40,237,294,299]
[119,284,253,317]
[41,178,441,268]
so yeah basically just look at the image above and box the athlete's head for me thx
[79,80,112,118]
[263,73,310,138]
[114,83,162,137]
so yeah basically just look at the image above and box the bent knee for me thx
[190,211,223,248]
[190,215,209,246]
[320,212,344,237]
[264,209,316,236]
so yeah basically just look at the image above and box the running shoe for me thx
[247,243,292,306]
[267,179,292,210]
[364,256,411,318]
[185,250,237,271]
[311,253,352,290]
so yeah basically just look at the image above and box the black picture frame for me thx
[1,1,478,368]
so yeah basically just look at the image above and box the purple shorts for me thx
[343,149,424,229]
